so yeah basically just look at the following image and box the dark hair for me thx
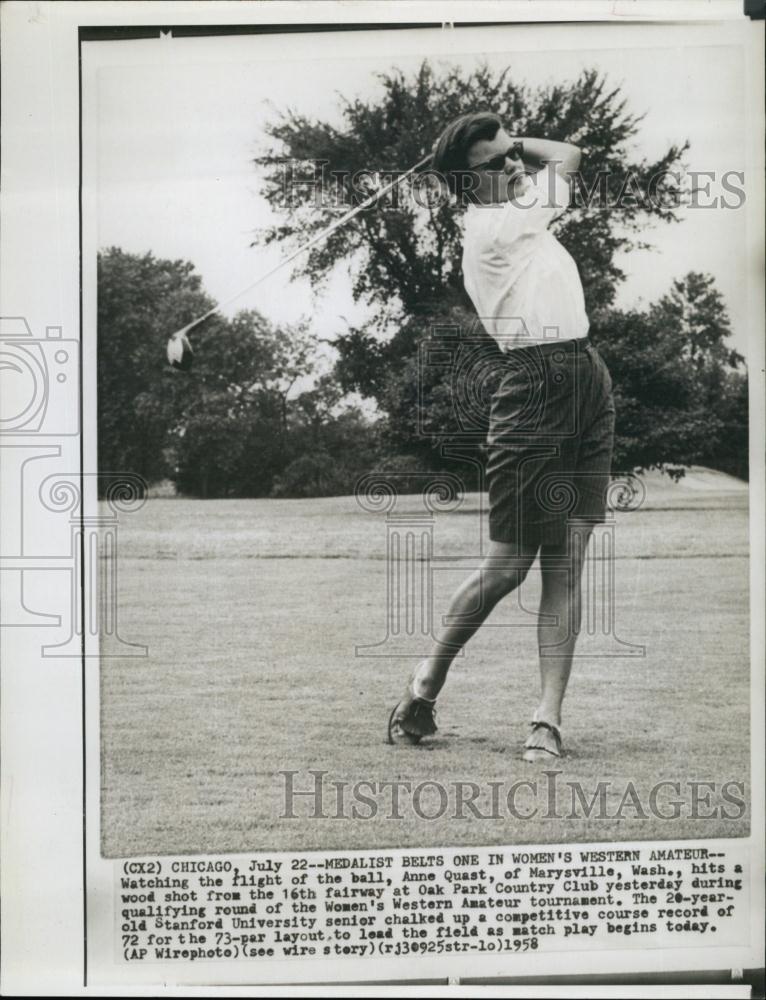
[431,112,503,196]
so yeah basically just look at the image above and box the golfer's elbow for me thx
[560,143,581,176]
[542,141,580,178]
[569,145,582,173]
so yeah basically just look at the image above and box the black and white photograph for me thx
[1,0,764,993]
[90,15,755,856]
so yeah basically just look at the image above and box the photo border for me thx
[1,1,763,993]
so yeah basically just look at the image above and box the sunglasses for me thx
[469,141,525,173]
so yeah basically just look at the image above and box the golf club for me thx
[166,152,434,370]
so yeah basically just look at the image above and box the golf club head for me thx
[167,329,194,371]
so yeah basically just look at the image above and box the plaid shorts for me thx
[486,338,616,547]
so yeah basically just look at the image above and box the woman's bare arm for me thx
[515,137,581,176]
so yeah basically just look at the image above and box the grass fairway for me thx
[101,468,750,857]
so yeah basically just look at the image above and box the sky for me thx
[89,21,752,359]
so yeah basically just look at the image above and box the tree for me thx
[170,311,317,497]
[270,375,382,498]
[648,272,742,371]
[97,249,326,497]
[254,61,694,475]
[97,247,214,484]
[590,272,747,479]
[254,62,688,371]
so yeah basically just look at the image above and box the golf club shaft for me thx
[175,153,434,338]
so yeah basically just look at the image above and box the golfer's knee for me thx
[541,525,595,582]
[541,566,582,601]
[481,560,530,598]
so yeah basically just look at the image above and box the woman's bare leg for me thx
[412,540,539,699]
[524,523,594,758]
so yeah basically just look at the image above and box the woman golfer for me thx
[388,112,616,762]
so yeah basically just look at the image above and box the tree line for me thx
[97,62,747,496]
